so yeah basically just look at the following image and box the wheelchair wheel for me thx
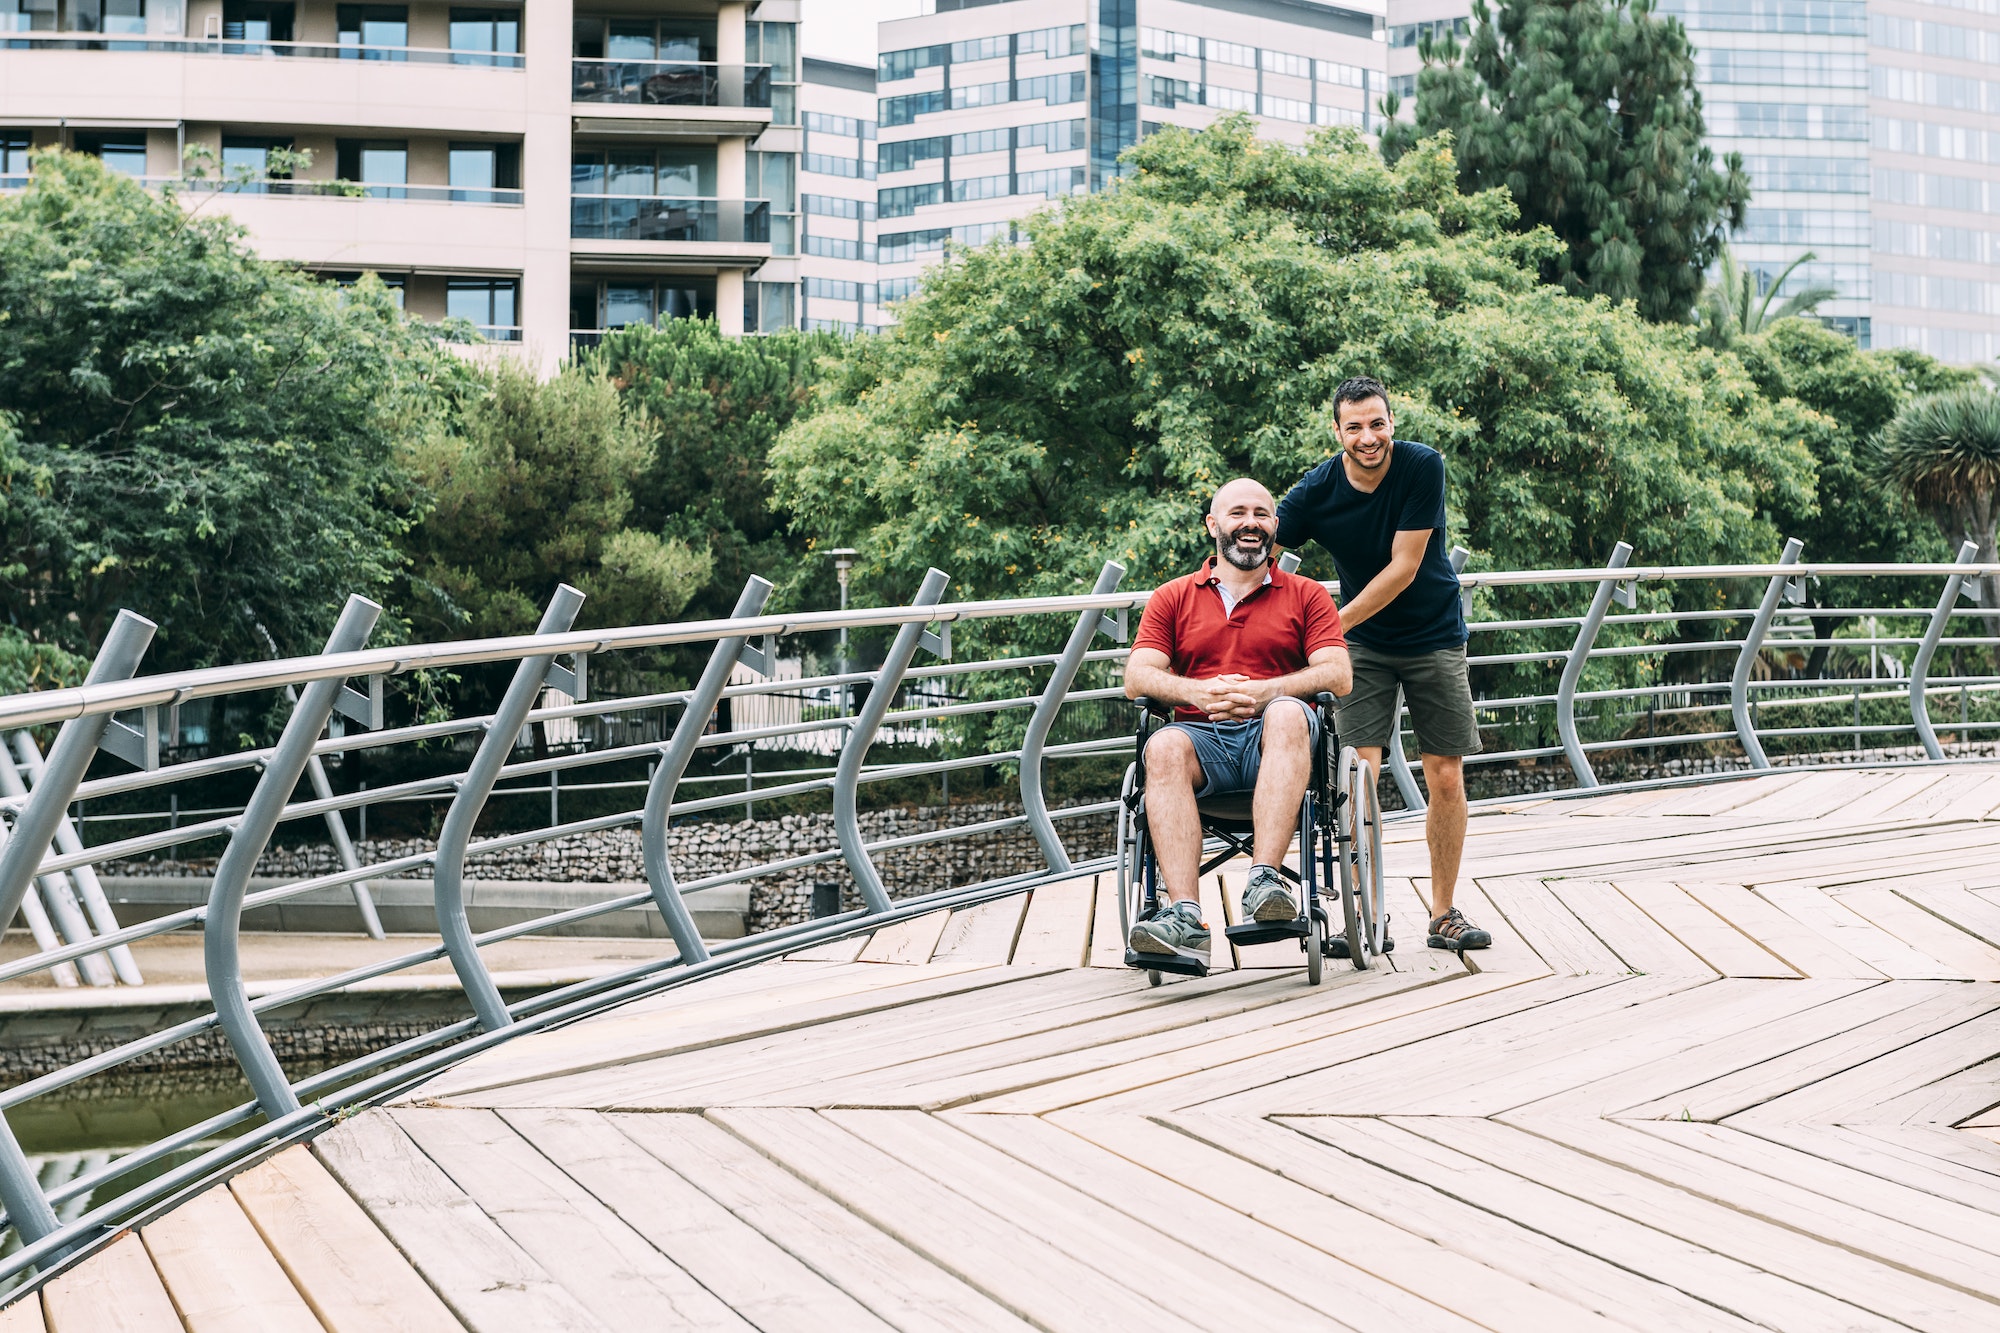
[1345,748,1388,959]
[1115,762,1142,943]
[1336,747,1371,971]
[1148,969,1163,987]
[1305,922,1323,985]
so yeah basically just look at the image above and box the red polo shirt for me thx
[1134,559,1346,720]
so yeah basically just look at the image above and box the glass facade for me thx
[1088,0,1137,190]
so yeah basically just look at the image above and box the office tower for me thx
[801,56,885,332]
[872,0,1388,305]
[0,0,802,368]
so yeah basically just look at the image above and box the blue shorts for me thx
[1158,696,1321,797]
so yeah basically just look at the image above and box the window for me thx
[1017,72,1085,105]
[1208,85,1257,112]
[949,33,1006,64]
[805,112,875,139]
[75,132,147,177]
[1140,27,1198,60]
[879,44,946,81]
[1207,39,1256,68]
[337,4,406,57]
[952,79,1011,110]
[65,0,144,34]
[744,280,795,334]
[1315,104,1365,127]
[1735,207,1869,246]
[1705,102,1867,138]
[326,271,406,305]
[449,142,519,200]
[880,181,944,217]
[880,136,945,172]
[449,7,517,65]
[336,139,408,196]
[1262,50,1309,79]
[879,277,920,302]
[2,0,56,32]
[1018,24,1084,57]
[1652,0,1864,34]
[880,91,946,126]
[805,192,872,220]
[877,227,950,263]
[1017,119,1084,152]
[572,15,714,61]
[1017,166,1085,198]
[1740,154,1868,192]
[804,154,874,179]
[949,173,1008,203]
[223,1,293,42]
[1699,48,1864,86]
[746,150,794,209]
[1873,118,2000,165]
[1145,75,1197,109]
[1388,17,1469,47]
[1264,96,1311,122]
[1316,60,1365,88]
[1870,13,2000,62]
[2,130,32,182]
[447,278,519,337]
[581,279,712,330]
[806,277,876,303]
[804,236,876,261]
[221,135,292,190]
[746,21,796,123]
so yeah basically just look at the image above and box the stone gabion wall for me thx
[110,802,1119,934]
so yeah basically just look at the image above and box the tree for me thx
[1875,385,2000,632]
[397,360,711,652]
[0,150,452,669]
[1380,0,1750,324]
[590,318,842,616]
[769,119,1817,657]
[1698,248,1838,350]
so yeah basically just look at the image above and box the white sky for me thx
[802,0,921,66]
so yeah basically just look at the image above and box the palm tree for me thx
[1697,248,1839,349]
[1876,385,2000,638]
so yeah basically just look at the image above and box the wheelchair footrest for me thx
[1225,920,1311,947]
[1125,948,1209,978]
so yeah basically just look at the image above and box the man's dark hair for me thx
[1331,376,1391,416]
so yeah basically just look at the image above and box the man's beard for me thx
[1219,527,1270,571]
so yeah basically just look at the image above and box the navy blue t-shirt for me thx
[1275,440,1467,653]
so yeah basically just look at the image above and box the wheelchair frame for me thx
[1115,694,1387,986]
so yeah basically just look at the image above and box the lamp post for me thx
[826,548,858,715]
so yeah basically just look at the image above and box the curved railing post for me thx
[1911,540,1980,761]
[207,595,381,1120]
[11,733,144,984]
[0,611,153,1252]
[434,585,586,1032]
[1020,561,1125,874]
[0,610,155,934]
[1556,541,1635,789]
[835,568,951,915]
[1731,537,1804,770]
[640,576,775,966]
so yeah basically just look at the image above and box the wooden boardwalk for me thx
[16,765,2000,1331]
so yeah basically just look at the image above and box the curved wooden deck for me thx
[17,764,2000,1332]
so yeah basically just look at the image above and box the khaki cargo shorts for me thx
[1333,643,1482,757]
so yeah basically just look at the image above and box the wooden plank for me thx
[956,1113,1492,1333]
[1199,873,1236,971]
[312,1111,606,1332]
[140,1185,325,1333]
[496,1109,894,1333]
[1831,887,2000,982]
[825,1110,1344,1331]
[1007,876,1095,967]
[1543,879,1715,976]
[0,1298,43,1332]
[1898,883,2000,952]
[389,1107,752,1331]
[1754,882,1969,980]
[857,909,952,965]
[1613,882,1799,978]
[40,1234,184,1333]
[785,934,869,963]
[1086,870,1125,968]
[230,1145,465,1333]
[611,1113,1033,1333]
[708,1107,1209,1332]
[1727,997,2000,1129]
[1478,877,1631,974]
[1425,878,1548,975]
[932,896,1028,966]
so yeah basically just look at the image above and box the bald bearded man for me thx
[1122,478,1353,967]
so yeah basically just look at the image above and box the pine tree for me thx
[1380,0,1750,324]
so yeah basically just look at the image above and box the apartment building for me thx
[869,0,1387,308]
[800,55,885,333]
[0,0,802,368]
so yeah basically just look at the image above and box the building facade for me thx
[800,55,885,333]
[0,0,803,368]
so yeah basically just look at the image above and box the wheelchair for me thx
[1115,694,1388,986]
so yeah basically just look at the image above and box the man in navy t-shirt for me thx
[1276,375,1491,953]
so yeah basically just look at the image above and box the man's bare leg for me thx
[1143,729,1205,905]
[1355,747,1467,917]
[1251,702,1312,866]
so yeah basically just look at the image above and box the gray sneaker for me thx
[1128,899,1211,958]
[1242,865,1300,923]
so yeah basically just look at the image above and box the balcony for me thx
[571,60,769,108]
[571,196,768,244]
[0,33,523,67]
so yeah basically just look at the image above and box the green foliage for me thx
[1697,248,1837,350]
[768,121,1814,646]
[1876,383,2000,619]
[0,149,453,669]
[397,360,711,642]
[1380,0,1749,324]
[590,318,843,615]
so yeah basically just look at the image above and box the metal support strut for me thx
[206,596,381,1119]
[1732,538,1804,770]
[1556,542,1635,789]
[834,569,951,915]
[434,586,585,1032]
[1911,540,1981,761]
[640,576,775,965]
[1020,561,1125,874]
[0,609,155,1251]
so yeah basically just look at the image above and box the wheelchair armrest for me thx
[1131,696,1174,719]
[1313,692,1337,706]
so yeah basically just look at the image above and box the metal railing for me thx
[0,546,1996,1283]
[0,32,525,66]
[570,59,773,109]
[569,196,770,244]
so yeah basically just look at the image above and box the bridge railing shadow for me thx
[0,542,1995,1280]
